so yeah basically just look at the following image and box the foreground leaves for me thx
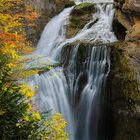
[0,0,68,139]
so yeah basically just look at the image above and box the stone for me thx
[126,18,140,40]
[115,9,133,30]
[123,0,140,15]
[66,3,95,38]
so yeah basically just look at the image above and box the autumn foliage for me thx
[0,0,39,94]
[0,0,68,139]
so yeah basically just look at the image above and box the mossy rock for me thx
[65,0,75,8]
[66,2,95,38]
[71,2,95,15]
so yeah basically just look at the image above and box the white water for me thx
[45,3,117,62]
[26,1,117,140]
[27,68,75,139]
[74,46,111,140]
[68,2,116,140]
[26,7,75,140]
[26,7,73,69]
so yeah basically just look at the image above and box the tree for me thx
[0,0,68,139]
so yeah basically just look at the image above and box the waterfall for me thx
[26,1,117,140]
[73,46,111,140]
[27,68,75,139]
[26,7,75,140]
[26,7,73,69]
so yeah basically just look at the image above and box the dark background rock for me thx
[105,1,140,140]
[28,0,74,45]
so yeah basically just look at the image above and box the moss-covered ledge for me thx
[66,3,95,38]
[107,41,140,140]
[65,0,75,8]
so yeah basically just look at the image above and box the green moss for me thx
[110,42,140,102]
[70,15,90,28]
[66,3,95,38]
[65,0,75,8]
[108,41,140,140]
[74,2,93,10]
[72,2,95,15]
[30,64,62,75]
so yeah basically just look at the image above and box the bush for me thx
[0,83,68,140]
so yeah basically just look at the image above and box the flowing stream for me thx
[27,0,117,140]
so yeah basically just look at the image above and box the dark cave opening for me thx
[113,19,127,41]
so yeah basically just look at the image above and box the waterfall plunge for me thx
[27,68,75,139]
[72,46,111,140]
[26,1,117,140]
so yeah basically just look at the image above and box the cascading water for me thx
[26,1,117,140]
[26,7,75,140]
[73,46,111,140]
[26,7,73,69]
[27,67,75,139]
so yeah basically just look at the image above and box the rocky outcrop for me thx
[115,0,140,14]
[123,0,140,15]
[109,0,140,140]
[108,41,140,140]
[66,3,95,38]
[114,0,140,36]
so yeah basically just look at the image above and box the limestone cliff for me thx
[108,0,140,140]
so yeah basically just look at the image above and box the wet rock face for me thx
[113,17,127,41]
[113,0,140,95]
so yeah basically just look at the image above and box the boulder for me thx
[66,3,95,38]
